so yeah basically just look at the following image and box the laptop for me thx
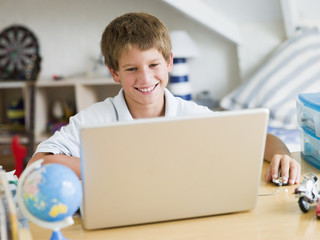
[79,108,269,230]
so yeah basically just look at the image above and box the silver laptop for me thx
[79,108,269,230]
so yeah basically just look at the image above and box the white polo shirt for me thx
[35,88,213,157]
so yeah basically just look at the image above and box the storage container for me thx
[300,128,320,169]
[296,92,320,138]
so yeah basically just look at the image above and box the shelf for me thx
[0,135,29,145]
[0,124,28,144]
[0,76,122,144]
[33,76,121,142]
[36,76,116,87]
[0,76,121,166]
[0,81,27,88]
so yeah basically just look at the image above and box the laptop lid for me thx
[79,108,269,230]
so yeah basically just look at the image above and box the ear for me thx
[167,52,173,73]
[108,67,120,83]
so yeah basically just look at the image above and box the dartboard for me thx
[0,25,39,80]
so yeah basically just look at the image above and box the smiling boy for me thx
[111,47,169,118]
[28,12,300,185]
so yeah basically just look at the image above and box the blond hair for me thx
[100,12,172,71]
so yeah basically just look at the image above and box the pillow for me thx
[220,27,320,129]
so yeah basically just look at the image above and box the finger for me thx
[296,167,301,184]
[293,162,301,184]
[265,165,272,182]
[288,161,298,185]
[270,155,281,180]
[279,155,291,184]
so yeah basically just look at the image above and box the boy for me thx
[28,12,300,185]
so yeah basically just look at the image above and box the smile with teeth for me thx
[136,83,158,93]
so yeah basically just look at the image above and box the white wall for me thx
[3,0,320,101]
[235,0,320,85]
[0,0,239,100]
[237,22,286,82]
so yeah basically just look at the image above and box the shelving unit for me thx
[0,81,31,171]
[0,81,30,144]
[0,76,121,145]
[34,76,121,142]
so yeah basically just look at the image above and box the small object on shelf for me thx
[47,122,68,134]
[87,54,110,78]
[52,75,64,81]
[52,101,64,120]
[52,72,86,81]
[7,98,25,126]
[47,100,74,134]
[11,135,27,178]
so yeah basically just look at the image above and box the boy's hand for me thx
[265,154,301,185]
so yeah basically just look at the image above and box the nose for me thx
[138,67,151,83]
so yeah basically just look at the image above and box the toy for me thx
[7,98,25,125]
[294,173,320,214]
[47,100,74,134]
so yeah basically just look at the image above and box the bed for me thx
[220,27,320,152]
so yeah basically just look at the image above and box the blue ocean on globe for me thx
[22,163,82,222]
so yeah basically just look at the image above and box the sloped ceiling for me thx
[162,0,242,44]
[179,0,320,23]
[202,0,282,23]
[163,0,320,43]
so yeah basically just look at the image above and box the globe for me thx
[17,160,82,240]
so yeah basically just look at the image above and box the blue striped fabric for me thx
[220,27,320,129]
[170,75,189,83]
[169,57,192,100]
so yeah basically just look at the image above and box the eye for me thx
[126,67,137,71]
[150,63,159,68]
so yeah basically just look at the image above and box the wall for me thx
[0,0,239,100]
[231,0,320,85]
[237,22,286,83]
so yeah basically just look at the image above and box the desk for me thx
[29,152,320,239]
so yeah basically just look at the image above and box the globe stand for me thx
[50,230,67,240]
[17,160,75,240]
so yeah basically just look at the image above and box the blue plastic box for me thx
[296,92,320,138]
[300,128,320,169]
[297,92,320,169]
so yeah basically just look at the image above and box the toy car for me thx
[294,173,320,213]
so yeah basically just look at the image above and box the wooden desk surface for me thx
[29,153,320,240]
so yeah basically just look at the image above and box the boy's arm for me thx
[264,133,301,185]
[27,152,81,179]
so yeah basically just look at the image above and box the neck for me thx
[126,97,166,119]
[131,106,165,119]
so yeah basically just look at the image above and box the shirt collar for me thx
[113,89,134,121]
[164,88,178,117]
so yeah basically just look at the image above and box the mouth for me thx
[136,83,159,93]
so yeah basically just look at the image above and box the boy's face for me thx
[109,47,173,116]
